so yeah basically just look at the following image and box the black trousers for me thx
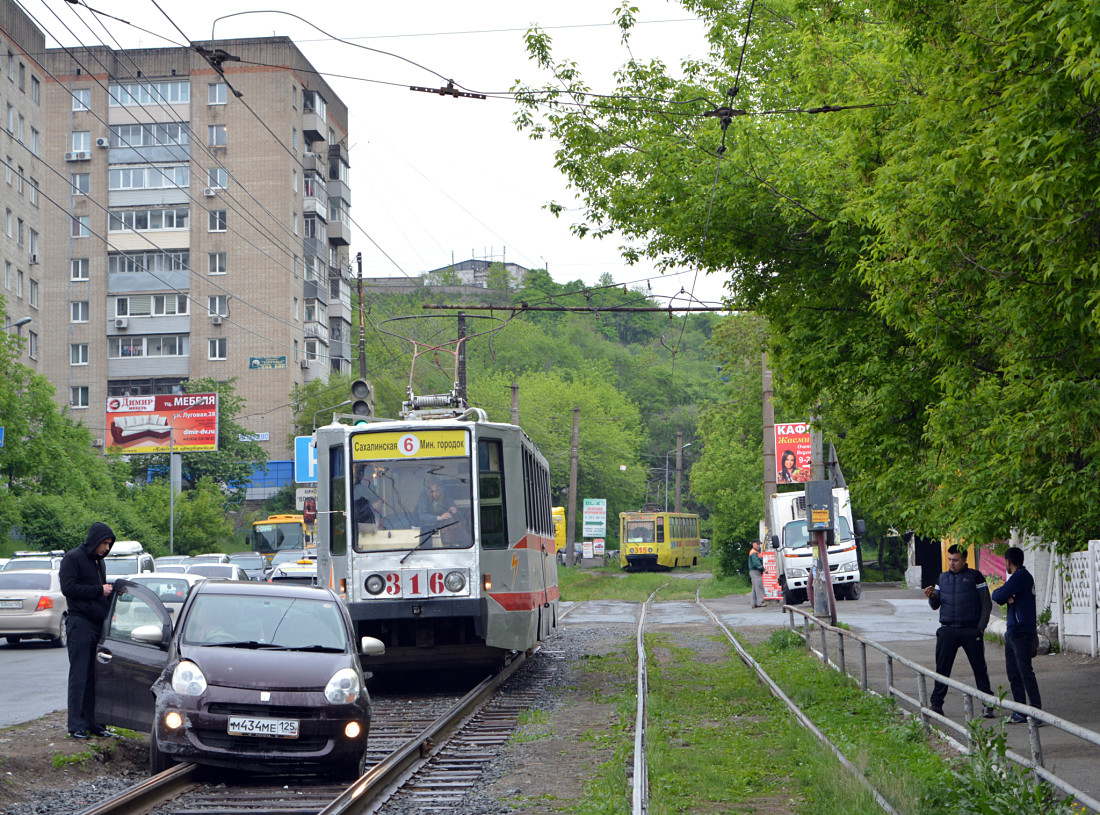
[66,614,101,734]
[1005,629,1042,709]
[931,624,992,707]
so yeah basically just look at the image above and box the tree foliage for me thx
[515,0,1100,551]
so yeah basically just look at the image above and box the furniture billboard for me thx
[105,394,219,453]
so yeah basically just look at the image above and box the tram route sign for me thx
[582,498,607,538]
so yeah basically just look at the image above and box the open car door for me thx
[94,579,172,732]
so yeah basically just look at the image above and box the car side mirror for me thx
[855,519,866,536]
[360,636,385,656]
[132,624,167,646]
[770,534,779,550]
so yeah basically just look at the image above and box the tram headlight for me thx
[444,570,466,592]
[171,660,207,696]
[324,668,360,704]
[365,574,385,595]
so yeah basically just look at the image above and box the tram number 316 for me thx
[380,569,458,598]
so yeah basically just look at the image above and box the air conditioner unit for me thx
[92,438,104,448]
[203,187,217,197]
[28,253,38,265]
[114,317,128,329]
[95,137,109,148]
[211,314,223,325]
[65,151,90,161]
[300,358,310,369]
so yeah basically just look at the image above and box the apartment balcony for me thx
[327,219,351,246]
[302,152,323,174]
[327,178,350,204]
[302,111,325,143]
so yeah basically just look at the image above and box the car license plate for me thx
[0,600,22,609]
[227,716,299,738]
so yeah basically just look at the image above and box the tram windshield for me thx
[624,519,656,544]
[350,457,473,553]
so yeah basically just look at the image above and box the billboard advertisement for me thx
[582,498,607,538]
[775,422,812,484]
[105,393,219,454]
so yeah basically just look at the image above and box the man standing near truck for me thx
[923,544,995,718]
[748,540,766,608]
[991,546,1042,722]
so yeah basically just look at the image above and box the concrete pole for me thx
[510,383,519,425]
[356,253,367,380]
[762,353,776,540]
[674,430,684,513]
[457,311,467,405]
[567,406,580,566]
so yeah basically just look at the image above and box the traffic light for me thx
[350,379,374,420]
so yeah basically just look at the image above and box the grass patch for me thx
[50,740,115,770]
[558,558,748,603]
[511,708,554,744]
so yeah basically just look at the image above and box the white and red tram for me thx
[314,408,559,672]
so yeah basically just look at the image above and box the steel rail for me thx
[783,604,1100,814]
[318,649,530,815]
[632,590,658,815]
[697,595,899,815]
[75,761,200,815]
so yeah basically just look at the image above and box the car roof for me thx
[193,578,333,600]
[126,572,207,585]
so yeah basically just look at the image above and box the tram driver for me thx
[415,479,469,547]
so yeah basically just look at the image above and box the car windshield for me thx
[4,559,53,571]
[270,550,306,566]
[182,594,348,650]
[0,573,51,590]
[230,555,266,570]
[128,577,193,602]
[252,522,305,552]
[349,453,473,553]
[104,556,140,576]
[784,517,854,549]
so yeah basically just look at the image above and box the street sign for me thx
[582,498,607,538]
[249,356,287,370]
[0,426,4,447]
[294,435,317,483]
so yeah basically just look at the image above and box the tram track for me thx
[75,647,560,815]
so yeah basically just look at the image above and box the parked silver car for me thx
[0,569,67,646]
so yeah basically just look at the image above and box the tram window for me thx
[479,439,507,549]
[329,445,346,555]
[656,517,665,543]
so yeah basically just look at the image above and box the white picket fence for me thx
[1056,540,1100,658]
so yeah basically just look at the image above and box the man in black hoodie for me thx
[59,522,115,739]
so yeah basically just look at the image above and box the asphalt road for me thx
[0,638,68,727]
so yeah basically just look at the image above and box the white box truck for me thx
[768,486,862,603]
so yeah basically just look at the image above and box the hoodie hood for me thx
[82,521,116,557]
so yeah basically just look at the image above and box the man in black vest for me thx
[59,522,116,739]
[924,543,994,718]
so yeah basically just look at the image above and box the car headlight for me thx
[365,574,385,595]
[444,570,466,592]
[171,660,207,696]
[787,568,806,578]
[325,668,360,704]
[840,561,858,572]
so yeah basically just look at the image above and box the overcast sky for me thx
[25,0,730,306]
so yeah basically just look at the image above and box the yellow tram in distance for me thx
[619,511,702,571]
[552,506,566,555]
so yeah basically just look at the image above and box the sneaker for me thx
[929,703,944,716]
[88,726,114,738]
[982,706,996,719]
[1006,712,1027,725]
[68,731,91,740]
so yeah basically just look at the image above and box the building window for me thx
[110,123,188,148]
[292,85,297,109]
[28,278,37,308]
[293,296,299,321]
[208,252,227,274]
[108,250,188,274]
[31,75,39,104]
[305,301,326,324]
[16,166,22,194]
[16,269,22,296]
[208,82,226,105]
[28,177,37,206]
[292,213,299,235]
[16,217,23,245]
[27,331,36,360]
[209,338,227,360]
[71,343,89,365]
[292,127,298,151]
[152,294,188,315]
[71,301,89,322]
[71,131,91,152]
[207,167,227,188]
[4,105,11,133]
[305,339,325,362]
[29,127,38,155]
[108,336,186,358]
[4,207,10,235]
[71,215,91,237]
[108,207,189,232]
[108,164,189,190]
[108,80,189,107]
[208,210,227,232]
[208,295,228,316]
[18,62,24,92]
[28,228,37,258]
[72,88,91,111]
[3,261,10,289]
[71,173,90,195]
[70,386,89,408]
[71,258,90,280]
[208,124,227,146]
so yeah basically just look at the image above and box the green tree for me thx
[515,0,1100,552]
[485,262,512,292]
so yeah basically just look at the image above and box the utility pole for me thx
[356,253,366,379]
[763,353,776,540]
[510,383,519,425]
[567,406,580,566]
[674,430,684,513]
[457,311,467,404]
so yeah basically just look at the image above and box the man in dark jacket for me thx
[923,544,994,718]
[59,522,116,739]
[748,541,766,608]
[991,546,1042,722]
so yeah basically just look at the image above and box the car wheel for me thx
[333,745,368,782]
[149,727,174,774]
[52,616,68,648]
[847,582,862,601]
[5,636,21,645]
[780,579,795,606]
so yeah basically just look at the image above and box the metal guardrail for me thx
[784,605,1100,813]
